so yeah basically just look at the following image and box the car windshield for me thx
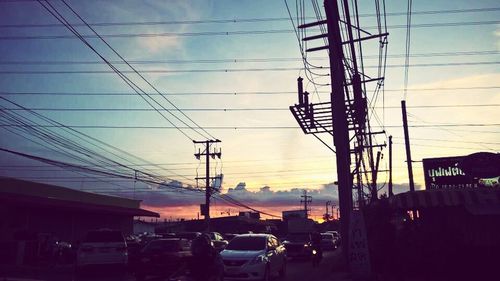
[175,233,200,240]
[84,231,123,243]
[226,236,266,251]
[286,233,310,242]
[143,240,180,253]
[321,234,334,240]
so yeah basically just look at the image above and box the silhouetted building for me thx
[157,215,276,235]
[0,177,158,265]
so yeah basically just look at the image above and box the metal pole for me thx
[401,100,415,192]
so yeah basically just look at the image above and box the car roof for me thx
[147,238,182,244]
[234,234,273,238]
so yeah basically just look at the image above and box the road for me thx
[0,250,350,281]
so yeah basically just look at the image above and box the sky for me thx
[0,0,498,220]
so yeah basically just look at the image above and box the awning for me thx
[0,192,159,217]
[389,188,500,213]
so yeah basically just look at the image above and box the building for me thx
[133,219,158,234]
[157,215,277,235]
[282,209,307,220]
[0,177,159,265]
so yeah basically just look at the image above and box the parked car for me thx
[282,233,313,258]
[125,235,143,266]
[326,231,341,247]
[76,229,128,270]
[134,238,192,281]
[320,233,336,250]
[206,232,229,252]
[174,232,202,241]
[223,233,237,241]
[220,234,286,280]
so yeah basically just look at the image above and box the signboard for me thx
[200,204,208,216]
[423,153,500,189]
[348,210,371,279]
[282,210,307,220]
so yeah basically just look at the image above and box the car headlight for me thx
[248,254,267,265]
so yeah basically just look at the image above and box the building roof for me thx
[388,188,500,214]
[0,177,159,217]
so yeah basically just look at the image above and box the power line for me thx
[0,61,497,74]
[0,86,497,96]
[403,0,413,100]
[60,0,216,141]
[35,0,213,141]
[0,147,202,193]
[1,104,497,112]
[0,20,498,40]
[0,50,496,65]
[1,7,498,27]
[1,124,498,129]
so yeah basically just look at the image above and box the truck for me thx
[282,218,315,258]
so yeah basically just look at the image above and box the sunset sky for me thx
[0,0,498,220]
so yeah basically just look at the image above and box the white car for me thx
[76,229,128,269]
[220,234,286,281]
[320,233,336,250]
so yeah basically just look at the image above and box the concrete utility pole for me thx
[331,204,336,220]
[388,136,394,196]
[325,0,353,259]
[401,101,415,192]
[370,151,382,201]
[300,190,312,218]
[193,139,221,231]
[325,200,332,220]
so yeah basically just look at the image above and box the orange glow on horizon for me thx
[141,204,327,222]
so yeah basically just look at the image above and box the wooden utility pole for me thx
[401,101,415,191]
[193,139,221,231]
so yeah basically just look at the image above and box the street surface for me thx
[0,250,351,281]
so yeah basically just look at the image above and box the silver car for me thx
[220,234,286,281]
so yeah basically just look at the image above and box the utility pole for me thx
[300,190,312,218]
[325,200,332,221]
[401,101,415,192]
[370,151,382,201]
[388,136,393,196]
[325,0,353,259]
[289,0,389,266]
[193,139,221,231]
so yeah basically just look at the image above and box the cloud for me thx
[495,25,500,51]
[138,36,182,53]
[128,180,339,210]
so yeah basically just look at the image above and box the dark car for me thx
[174,232,202,241]
[282,233,313,258]
[125,235,143,266]
[134,238,192,281]
[205,232,228,252]
[223,233,237,241]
